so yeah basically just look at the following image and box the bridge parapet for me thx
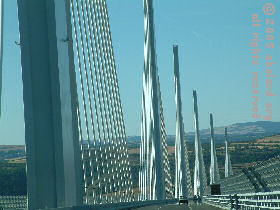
[205,191,280,209]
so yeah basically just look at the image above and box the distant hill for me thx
[127,121,280,144]
[187,121,280,144]
[0,145,25,161]
[1,121,279,161]
[190,121,280,136]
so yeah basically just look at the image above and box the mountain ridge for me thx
[127,121,280,144]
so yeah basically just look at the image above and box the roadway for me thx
[134,203,222,210]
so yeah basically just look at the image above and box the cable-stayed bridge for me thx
[0,0,279,209]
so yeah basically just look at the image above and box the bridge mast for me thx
[17,0,83,208]
[173,45,190,198]
[225,127,233,177]
[193,90,207,196]
[140,0,165,200]
[209,113,220,184]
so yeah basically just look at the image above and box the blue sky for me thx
[0,0,279,145]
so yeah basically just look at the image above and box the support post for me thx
[17,0,82,209]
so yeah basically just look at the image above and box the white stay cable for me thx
[70,0,134,204]
[101,0,134,201]
[70,0,95,203]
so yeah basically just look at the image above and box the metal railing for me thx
[204,191,280,209]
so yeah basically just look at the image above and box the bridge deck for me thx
[135,203,222,210]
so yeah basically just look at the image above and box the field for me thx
[128,134,280,188]
[0,134,279,195]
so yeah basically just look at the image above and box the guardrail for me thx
[204,191,280,209]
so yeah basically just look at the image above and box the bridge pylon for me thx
[139,0,168,201]
[193,90,207,196]
[225,127,233,177]
[17,0,134,207]
[209,113,220,184]
[17,0,83,208]
[173,45,192,198]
